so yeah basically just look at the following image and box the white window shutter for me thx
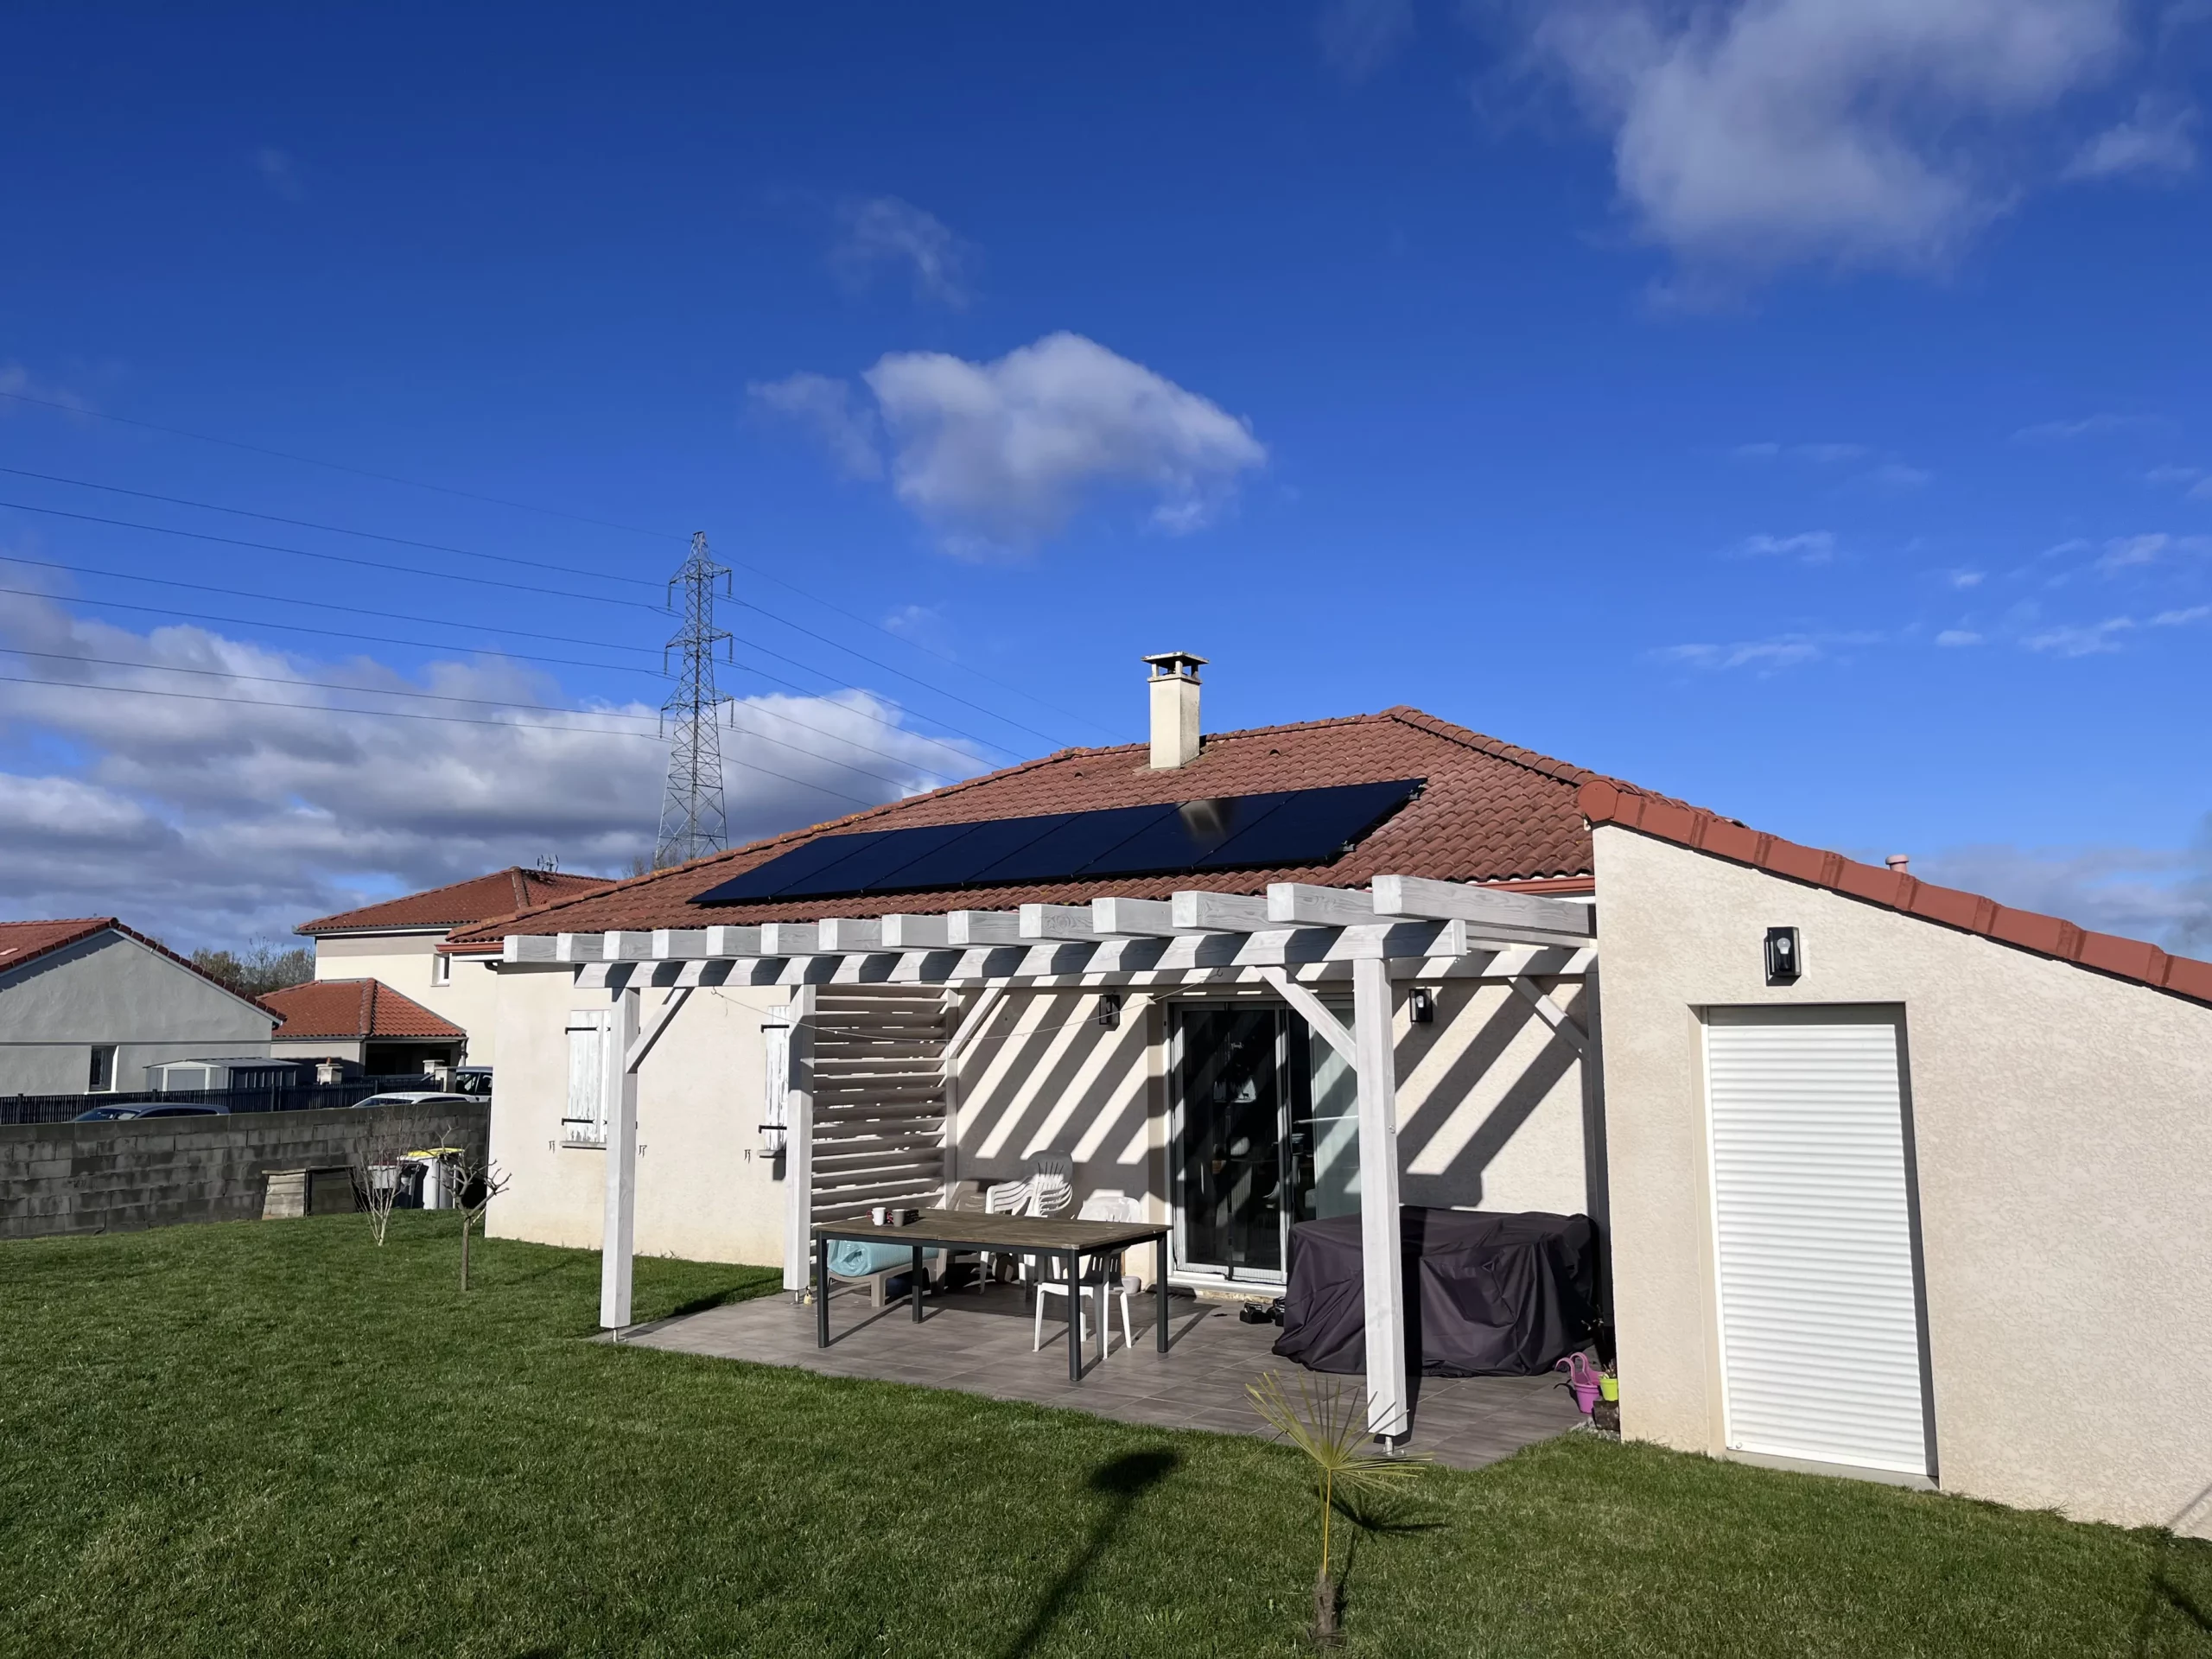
[565,1011,611,1145]
[1704,1008,1930,1478]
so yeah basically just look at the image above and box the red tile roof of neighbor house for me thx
[0,916,278,1014]
[296,867,615,936]
[260,978,467,1041]
[1580,780,2212,1009]
[444,709,1624,949]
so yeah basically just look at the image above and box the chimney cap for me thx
[1885,854,1910,874]
[1142,651,1206,680]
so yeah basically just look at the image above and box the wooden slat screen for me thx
[809,988,951,1224]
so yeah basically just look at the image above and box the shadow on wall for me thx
[950,981,1590,1217]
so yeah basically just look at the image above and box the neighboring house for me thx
[296,867,613,1069]
[447,654,2212,1538]
[261,979,470,1077]
[0,918,277,1096]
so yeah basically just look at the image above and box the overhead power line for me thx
[0,494,1065,752]
[0,386,1116,739]
[0,644,950,794]
[0,463,660,588]
[0,551,1016,766]
[0,670,882,810]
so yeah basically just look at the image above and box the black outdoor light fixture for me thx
[1764,926,1802,986]
[1408,986,1436,1025]
[1097,993,1123,1031]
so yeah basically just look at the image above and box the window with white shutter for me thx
[1704,1006,1932,1478]
[564,1011,611,1146]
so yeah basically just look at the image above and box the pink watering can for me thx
[1554,1353,1603,1414]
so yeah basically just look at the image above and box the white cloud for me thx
[2022,616,2134,654]
[1319,0,1416,80]
[1735,530,1836,562]
[1865,462,1933,489]
[1654,630,1880,671]
[1516,0,2133,276]
[1913,841,2210,955]
[0,594,978,950]
[2153,605,2212,626]
[1947,569,1986,589]
[760,333,1267,552]
[747,372,884,480]
[2012,411,2144,442]
[2097,531,2212,572]
[0,362,92,417]
[253,146,305,202]
[1732,441,1866,462]
[830,197,976,307]
[2063,93,2199,180]
[1936,628,1983,646]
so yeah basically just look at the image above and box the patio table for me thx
[813,1212,1173,1383]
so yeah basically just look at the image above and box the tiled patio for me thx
[620,1281,1588,1469]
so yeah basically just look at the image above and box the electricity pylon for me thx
[655,531,732,868]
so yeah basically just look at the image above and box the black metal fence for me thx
[0,1075,475,1128]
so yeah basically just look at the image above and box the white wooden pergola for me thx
[505,873,1595,1440]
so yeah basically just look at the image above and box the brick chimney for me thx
[1142,652,1205,768]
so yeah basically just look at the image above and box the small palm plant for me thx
[1249,1370,1429,1645]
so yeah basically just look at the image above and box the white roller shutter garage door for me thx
[1704,1007,1931,1478]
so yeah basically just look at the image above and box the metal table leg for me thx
[1065,1249,1083,1384]
[911,1243,925,1323]
[1154,1231,1170,1352]
[815,1233,830,1347]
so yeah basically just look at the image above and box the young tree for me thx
[1249,1370,1428,1646]
[441,1141,512,1292]
[353,1128,419,1247]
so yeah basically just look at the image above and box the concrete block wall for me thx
[0,1100,490,1241]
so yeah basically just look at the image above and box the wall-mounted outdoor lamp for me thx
[1097,993,1123,1030]
[1764,926,1802,986]
[1408,986,1436,1025]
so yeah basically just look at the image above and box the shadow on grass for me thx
[999,1448,1181,1659]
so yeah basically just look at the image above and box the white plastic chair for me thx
[969,1178,1030,1289]
[1033,1193,1138,1358]
[1027,1154,1074,1218]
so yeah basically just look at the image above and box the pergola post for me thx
[599,985,642,1330]
[779,985,817,1294]
[1352,954,1409,1441]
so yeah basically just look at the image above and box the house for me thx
[261,979,470,1077]
[446,654,2212,1537]
[296,867,613,1069]
[0,918,277,1096]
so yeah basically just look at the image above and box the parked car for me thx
[72,1103,232,1122]
[349,1092,476,1110]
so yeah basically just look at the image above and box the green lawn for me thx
[1,1217,2207,1657]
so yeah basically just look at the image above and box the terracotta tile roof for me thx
[1580,780,2212,1009]
[0,916,279,1016]
[447,708,1635,948]
[297,868,615,936]
[261,978,467,1041]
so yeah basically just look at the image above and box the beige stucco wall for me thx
[1595,823,2212,1535]
[486,967,787,1266]
[312,931,505,1065]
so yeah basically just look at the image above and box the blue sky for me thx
[1,3,2208,950]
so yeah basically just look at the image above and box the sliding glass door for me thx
[1172,1001,1358,1283]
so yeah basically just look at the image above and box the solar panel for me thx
[967,804,1172,885]
[1078,791,1295,877]
[1192,778,1424,869]
[688,778,1426,907]
[858,814,1071,892]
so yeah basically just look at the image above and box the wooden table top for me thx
[814,1211,1167,1252]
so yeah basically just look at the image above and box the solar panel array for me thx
[689,778,1425,906]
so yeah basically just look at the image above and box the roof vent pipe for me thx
[1886,855,1910,874]
[1142,652,1205,769]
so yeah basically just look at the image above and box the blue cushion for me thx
[829,1238,944,1278]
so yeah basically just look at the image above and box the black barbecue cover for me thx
[1272,1208,1599,1377]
